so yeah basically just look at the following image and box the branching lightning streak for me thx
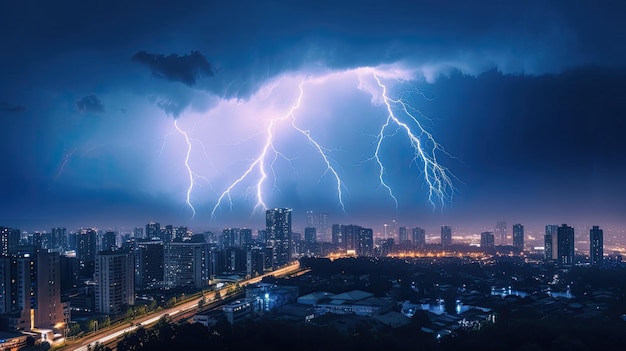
[173,120,197,218]
[372,74,454,209]
[211,80,345,219]
[53,148,77,183]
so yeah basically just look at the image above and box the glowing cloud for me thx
[154,64,455,221]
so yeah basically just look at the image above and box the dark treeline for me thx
[112,257,626,351]
[115,313,626,351]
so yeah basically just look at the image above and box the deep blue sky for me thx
[1,1,625,233]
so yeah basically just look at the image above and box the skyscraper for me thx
[135,239,164,289]
[357,227,374,257]
[0,227,20,256]
[398,227,409,244]
[557,224,575,265]
[240,228,252,246]
[384,220,398,241]
[51,227,67,251]
[495,221,507,246]
[480,231,495,249]
[589,226,603,265]
[175,226,188,241]
[545,224,558,261]
[102,231,117,252]
[304,227,316,243]
[164,225,174,243]
[145,222,160,240]
[246,246,265,277]
[164,241,210,289]
[318,212,329,243]
[222,228,240,248]
[77,228,97,276]
[512,224,524,251]
[412,227,426,246]
[441,225,452,247]
[305,210,330,242]
[331,224,344,247]
[133,227,144,239]
[344,225,360,253]
[266,208,292,268]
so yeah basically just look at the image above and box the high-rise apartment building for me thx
[481,232,495,249]
[412,227,426,246]
[163,225,174,243]
[557,224,575,265]
[164,241,210,289]
[102,231,117,252]
[266,208,292,268]
[306,211,330,242]
[357,227,374,257]
[246,246,265,277]
[495,221,507,246]
[145,222,160,240]
[133,227,144,239]
[512,224,524,251]
[51,227,67,251]
[222,228,240,248]
[135,239,164,290]
[77,228,97,276]
[0,251,65,330]
[332,224,344,247]
[589,225,603,265]
[398,227,409,244]
[441,225,452,247]
[545,225,558,261]
[304,227,316,243]
[383,220,399,242]
[175,226,188,241]
[94,251,135,315]
[240,228,252,246]
[0,227,20,256]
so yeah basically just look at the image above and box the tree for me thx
[166,296,177,307]
[67,322,82,337]
[87,342,111,351]
[148,299,157,312]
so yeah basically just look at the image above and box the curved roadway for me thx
[65,262,303,351]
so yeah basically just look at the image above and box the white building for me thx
[94,251,134,315]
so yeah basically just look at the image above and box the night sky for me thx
[1,1,625,232]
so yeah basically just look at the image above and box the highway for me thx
[63,262,304,351]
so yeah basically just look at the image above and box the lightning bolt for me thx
[173,119,197,218]
[53,148,77,183]
[371,73,454,209]
[211,80,345,219]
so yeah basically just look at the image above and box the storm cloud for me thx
[75,95,105,113]
[1,0,626,230]
[133,50,216,86]
[0,101,25,113]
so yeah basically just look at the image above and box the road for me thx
[63,262,304,351]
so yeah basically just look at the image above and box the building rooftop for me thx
[329,290,374,302]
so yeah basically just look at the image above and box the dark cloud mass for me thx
[75,95,105,113]
[133,50,215,86]
[0,101,25,113]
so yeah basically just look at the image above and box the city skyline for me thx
[1,1,626,231]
